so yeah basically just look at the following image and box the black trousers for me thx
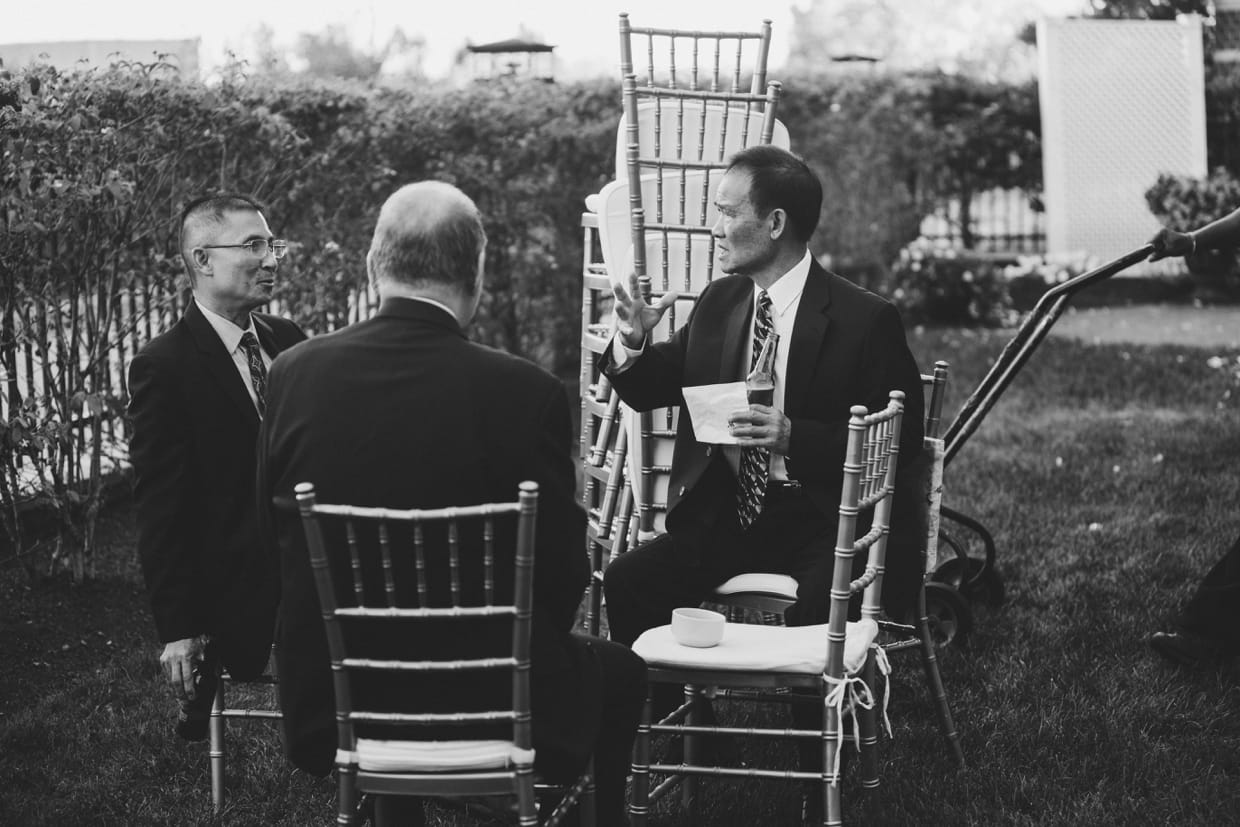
[572,636,647,827]
[1176,532,1240,651]
[604,480,843,651]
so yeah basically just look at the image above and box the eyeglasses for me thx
[200,239,288,260]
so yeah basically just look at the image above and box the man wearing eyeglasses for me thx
[128,193,307,741]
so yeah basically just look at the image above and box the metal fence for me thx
[919,187,1046,254]
[1,275,385,503]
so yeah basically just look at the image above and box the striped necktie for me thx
[238,331,267,416]
[736,291,773,530]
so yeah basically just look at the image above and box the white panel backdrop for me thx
[1038,16,1206,268]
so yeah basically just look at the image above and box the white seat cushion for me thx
[633,618,878,676]
[354,738,535,773]
[714,572,798,599]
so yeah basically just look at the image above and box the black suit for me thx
[603,261,925,646]
[257,297,644,821]
[128,300,306,678]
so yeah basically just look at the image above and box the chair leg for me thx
[628,687,653,827]
[578,759,597,827]
[680,685,698,816]
[336,759,359,826]
[515,765,538,827]
[857,652,880,791]
[586,554,603,637]
[918,599,966,768]
[823,678,843,827]
[209,673,225,814]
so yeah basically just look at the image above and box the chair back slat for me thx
[413,523,428,608]
[346,521,365,603]
[482,515,495,605]
[378,521,396,608]
[448,519,461,607]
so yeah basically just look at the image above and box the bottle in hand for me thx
[746,331,779,406]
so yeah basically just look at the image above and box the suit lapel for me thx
[718,285,753,382]
[785,262,832,417]
[252,314,286,357]
[184,301,261,425]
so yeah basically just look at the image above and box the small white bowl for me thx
[671,607,725,648]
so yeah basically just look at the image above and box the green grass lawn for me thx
[2,326,1238,826]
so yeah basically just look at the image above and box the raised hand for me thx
[612,270,678,349]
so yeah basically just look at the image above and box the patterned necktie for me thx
[736,291,773,530]
[238,331,268,416]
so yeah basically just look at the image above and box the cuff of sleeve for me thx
[610,335,644,373]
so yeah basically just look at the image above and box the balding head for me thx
[367,182,487,312]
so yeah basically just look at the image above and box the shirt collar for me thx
[195,299,257,354]
[399,295,459,322]
[757,250,812,317]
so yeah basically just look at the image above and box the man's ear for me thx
[768,208,788,241]
[191,248,212,275]
[366,250,382,299]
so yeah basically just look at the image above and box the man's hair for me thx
[726,145,823,243]
[179,193,266,279]
[368,198,487,294]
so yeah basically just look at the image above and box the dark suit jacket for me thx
[128,300,306,676]
[606,260,926,614]
[257,297,599,779]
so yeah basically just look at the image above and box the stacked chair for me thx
[579,13,786,635]
[577,12,966,824]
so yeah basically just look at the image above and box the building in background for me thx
[464,37,555,82]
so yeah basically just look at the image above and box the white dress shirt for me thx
[195,299,272,415]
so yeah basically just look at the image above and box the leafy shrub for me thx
[1144,168,1240,291]
[1144,167,1240,232]
[887,239,1015,327]
[779,70,1041,289]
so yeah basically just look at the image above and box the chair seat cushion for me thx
[633,618,878,676]
[714,572,799,599]
[354,738,535,773]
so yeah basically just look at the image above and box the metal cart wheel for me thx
[931,555,1006,609]
[924,581,973,648]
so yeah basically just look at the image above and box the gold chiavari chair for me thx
[711,361,966,770]
[295,481,594,826]
[208,651,281,814]
[628,392,906,827]
[578,13,787,635]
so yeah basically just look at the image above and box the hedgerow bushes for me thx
[1,63,619,576]
[6,59,1222,575]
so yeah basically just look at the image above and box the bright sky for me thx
[5,0,1091,78]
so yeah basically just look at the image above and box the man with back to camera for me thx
[258,181,646,827]
[601,146,926,765]
[128,194,306,741]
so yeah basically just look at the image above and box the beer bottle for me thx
[745,331,778,406]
